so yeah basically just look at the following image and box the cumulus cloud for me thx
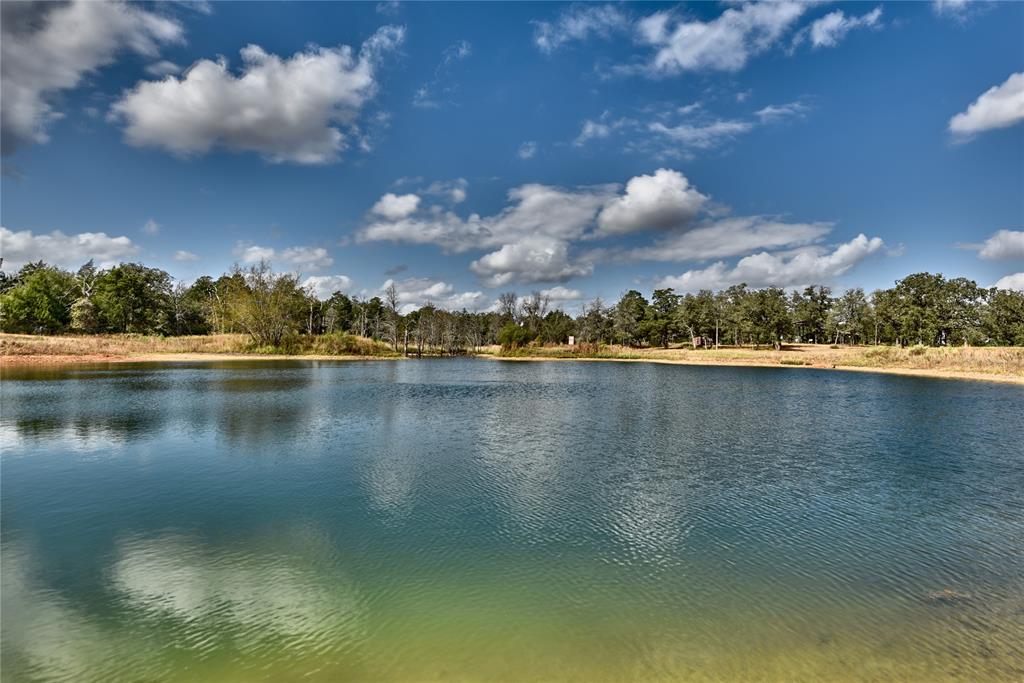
[657,234,884,292]
[236,243,334,272]
[540,285,585,305]
[301,274,354,298]
[794,7,882,49]
[977,229,1024,260]
[141,219,160,236]
[1,0,183,153]
[359,182,616,254]
[994,272,1024,291]
[0,226,139,270]
[635,2,807,75]
[470,236,594,287]
[517,141,538,159]
[948,72,1024,140]
[533,4,629,54]
[381,277,487,313]
[362,171,716,286]
[597,169,707,236]
[371,193,421,220]
[630,216,832,262]
[173,250,200,261]
[110,26,404,164]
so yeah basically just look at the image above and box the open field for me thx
[478,343,1024,384]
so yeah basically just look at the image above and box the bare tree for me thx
[497,291,519,323]
[384,282,400,350]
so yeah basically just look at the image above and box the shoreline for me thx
[475,353,1024,385]
[2,349,1021,385]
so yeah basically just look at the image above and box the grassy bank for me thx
[480,343,1024,383]
[3,334,1022,383]
[0,332,398,363]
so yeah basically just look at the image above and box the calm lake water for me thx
[2,359,1023,682]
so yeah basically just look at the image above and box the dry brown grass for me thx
[0,332,397,363]
[1,333,251,358]
[480,343,1024,382]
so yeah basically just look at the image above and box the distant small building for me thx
[568,335,575,346]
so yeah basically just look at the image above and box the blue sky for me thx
[2,0,1022,312]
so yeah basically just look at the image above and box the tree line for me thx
[1,259,1023,351]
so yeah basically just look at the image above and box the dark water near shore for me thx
[2,359,1023,682]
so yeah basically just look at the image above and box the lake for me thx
[2,359,1023,682]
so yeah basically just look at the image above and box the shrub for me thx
[497,323,536,350]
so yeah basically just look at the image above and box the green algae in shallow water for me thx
[2,359,1023,682]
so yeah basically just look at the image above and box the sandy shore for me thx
[476,354,1024,385]
[2,349,1021,385]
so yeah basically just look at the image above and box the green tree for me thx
[645,288,680,348]
[224,261,306,347]
[983,288,1024,345]
[744,287,791,349]
[614,290,649,346]
[497,322,535,349]
[0,264,77,333]
[94,263,172,333]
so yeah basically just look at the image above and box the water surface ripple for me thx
[2,359,1023,682]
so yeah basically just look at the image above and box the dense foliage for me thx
[2,259,1023,351]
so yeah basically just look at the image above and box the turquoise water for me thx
[2,359,1023,682]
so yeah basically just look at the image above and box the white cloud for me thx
[0,0,183,152]
[755,101,808,123]
[994,272,1024,291]
[0,226,139,270]
[301,274,354,299]
[422,178,467,203]
[795,7,882,49]
[110,26,404,164]
[470,236,593,287]
[630,216,832,262]
[540,285,585,303]
[371,193,421,220]
[412,40,472,109]
[381,277,487,313]
[597,168,707,236]
[533,4,629,54]
[173,250,200,261]
[142,219,160,236]
[574,120,613,146]
[636,2,807,75]
[362,171,715,286]
[657,234,884,291]
[359,182,616,254]
[948,72,1024,140]
[237,243,334,272]
[932,0,980,22]
[144,59,181,77]
[517,141,538,159]
[648,119,752,149]
[977,229,1024,260]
